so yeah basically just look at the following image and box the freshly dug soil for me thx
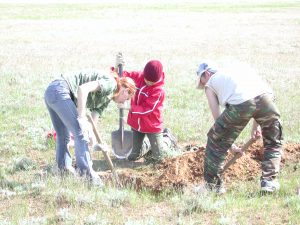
[98,140,300,192]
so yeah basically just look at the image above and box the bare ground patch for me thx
[95,141,300,192]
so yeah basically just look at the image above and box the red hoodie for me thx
[123,70,165,133]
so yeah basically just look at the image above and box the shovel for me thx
[111,63,133,159]
[87,115,121,187]
[222,138,257,173]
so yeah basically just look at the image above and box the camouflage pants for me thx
[204,94,283,186]
[127,129,176,161]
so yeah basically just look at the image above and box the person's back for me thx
[205,64,272,107]
[63,69,117,116]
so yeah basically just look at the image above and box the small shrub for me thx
[55,208,76,223]
[102,189,130,208]
[0,189,16,199]
[83,213,108,225]
[30,181,46,196]
[76,193,94,206]
[125,218,157,225]
[178,191,225,215]
[0,167,6,180]
[0,219,12,225]
[18,217,47,225]
[218,214,236,225]
[8,157,37,174]
[45,135,55,150]
[55,189,76,207]
[0,179,22,191]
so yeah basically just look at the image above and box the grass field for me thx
[0,1,300,224]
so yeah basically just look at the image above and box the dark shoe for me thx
[127,154,139,161]
[260,179,280,193]
[163,128,178,148]
[144,150,162,164]
[127,150,143,161]
[143,150,153,161]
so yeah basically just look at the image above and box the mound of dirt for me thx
[99,141,300,192]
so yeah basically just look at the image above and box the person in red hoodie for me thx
[116,57,177,162]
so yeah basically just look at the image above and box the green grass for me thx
[0,163,299,224]
[0,1,300,224]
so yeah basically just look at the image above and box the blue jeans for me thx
[44,79,97,179]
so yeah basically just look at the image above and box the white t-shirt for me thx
[205,69,273,107]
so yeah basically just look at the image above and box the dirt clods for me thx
[99,141,300,192]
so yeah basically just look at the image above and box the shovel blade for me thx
[111,130,133,159]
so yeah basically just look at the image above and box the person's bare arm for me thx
[77,81,100,118]
[205,87,244,154]
[205,87,220,121]
[251,119,262,139]
[91,111,99,125]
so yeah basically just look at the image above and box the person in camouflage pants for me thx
[196,62,283,193]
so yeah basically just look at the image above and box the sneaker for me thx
[90,176,104,188]
[260,179,280,193]
[216,185,227,194]
[163,128,178,148]
[65,166,78,177]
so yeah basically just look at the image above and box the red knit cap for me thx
[143,60,163,82]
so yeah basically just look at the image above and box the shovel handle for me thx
[117,63,123,78]
[118,61,125,149]
[222,138,257,173]
[87,114,120,186]
[87,115,103,144]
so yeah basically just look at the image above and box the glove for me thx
[77,117,94,143]
[115,52,125,70]
[93,143,110,152]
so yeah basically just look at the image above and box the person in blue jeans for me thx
[44,69,136,185]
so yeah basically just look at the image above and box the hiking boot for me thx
[144,150,162,164]
[163,128,178,148]
[143,150,153,161]
[260,179,280,193]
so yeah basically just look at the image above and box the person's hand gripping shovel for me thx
[87,114,121,187]
[222,137,259,173]
[111,52,133,159]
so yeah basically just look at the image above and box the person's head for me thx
[196,62,217,89]
[143,60,164,85]
[113,76,136,103]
